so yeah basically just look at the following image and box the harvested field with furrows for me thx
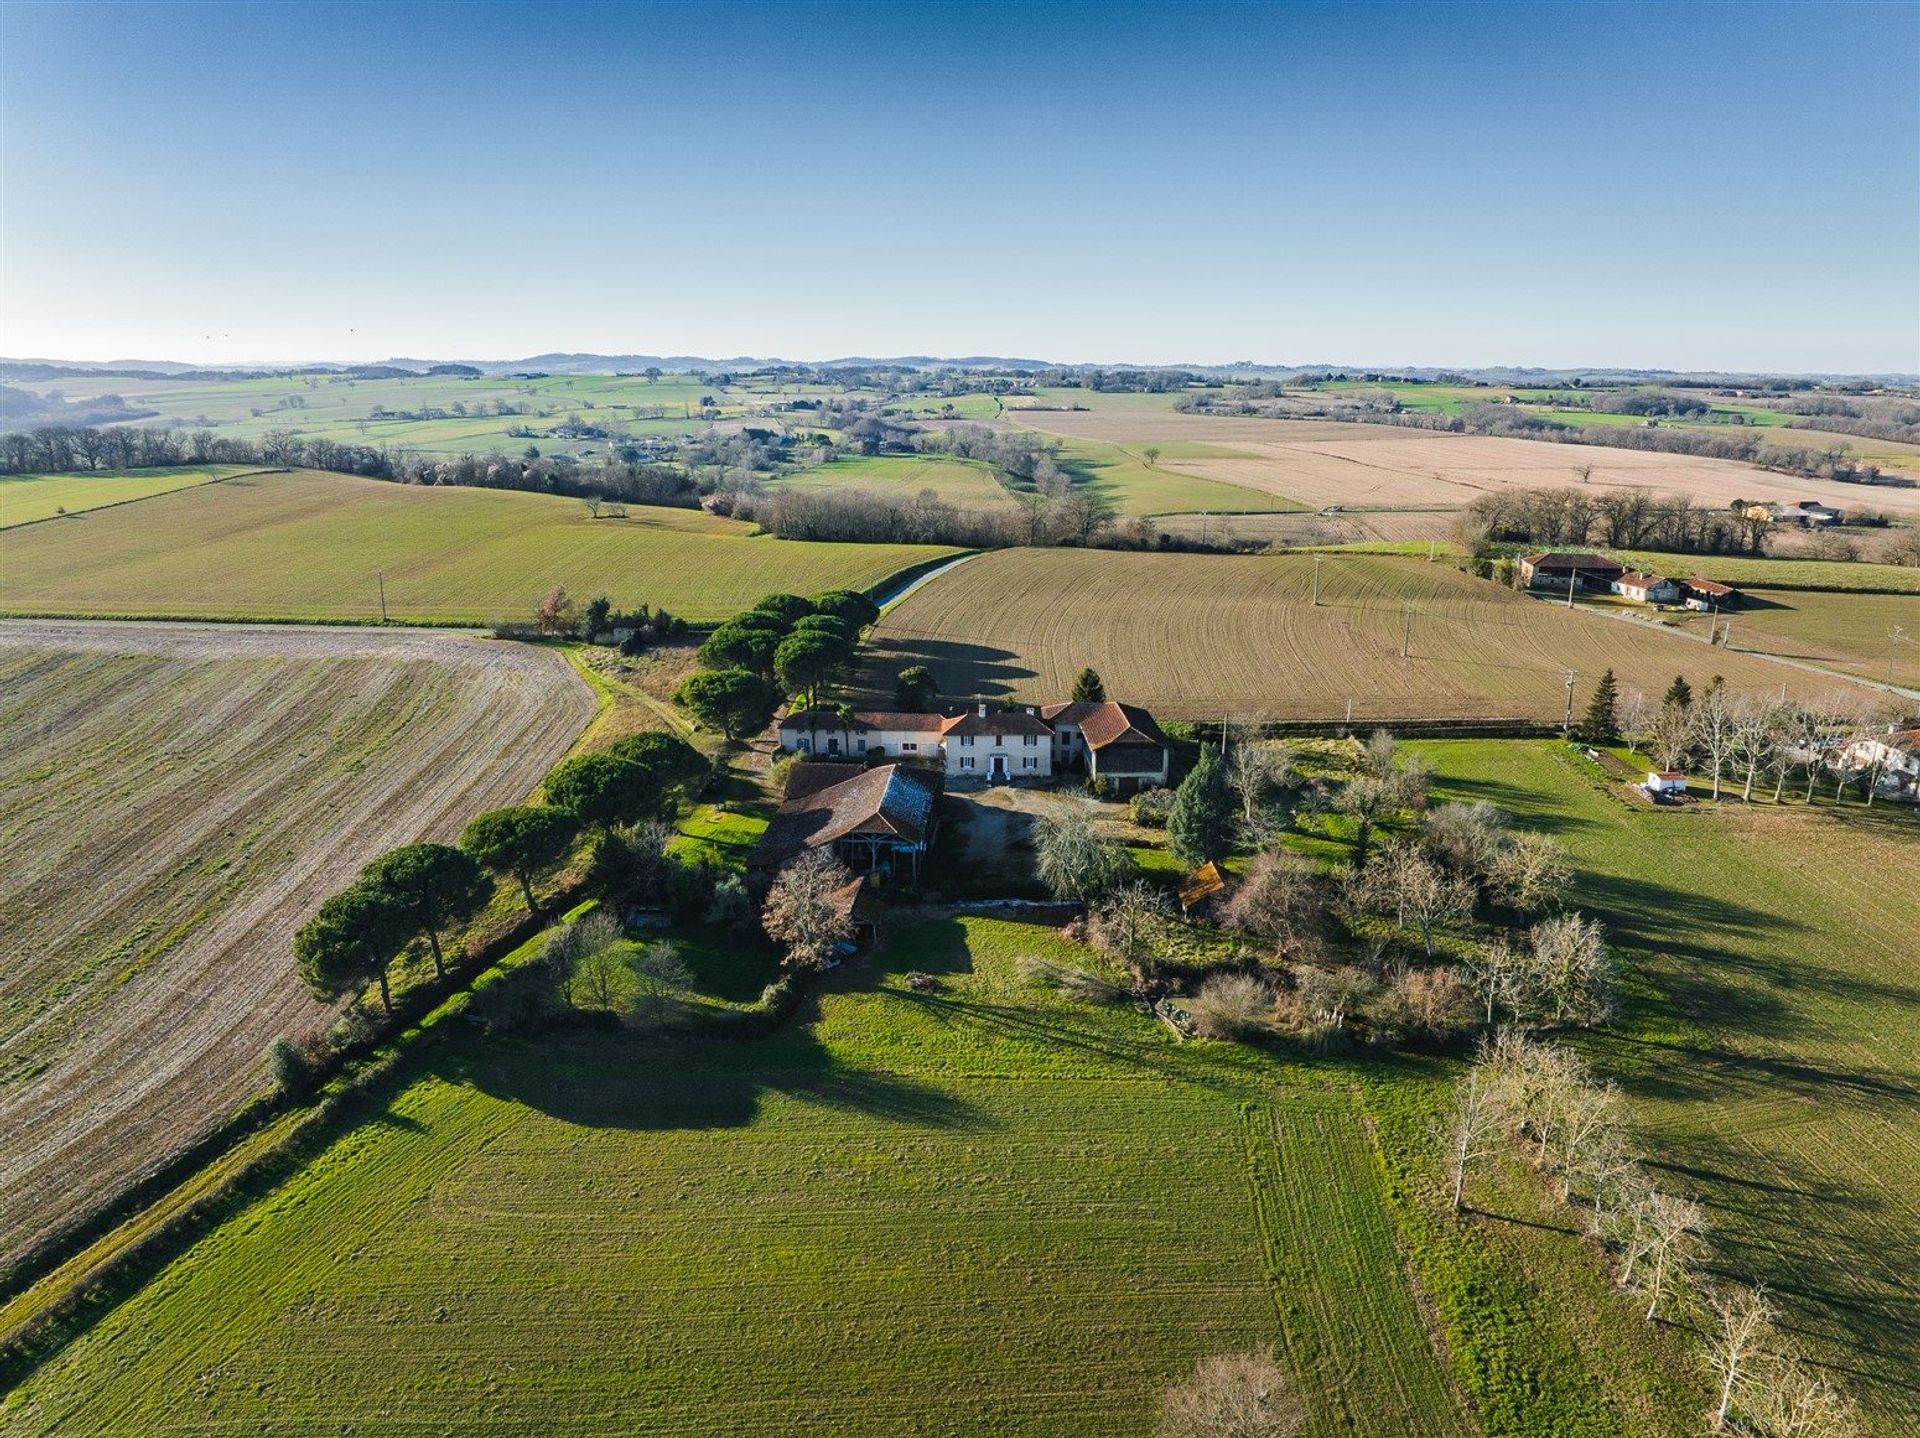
[0,469,958,625]
[865,549,1877,722]
[0,621,594,1268]
[1012,410,1920,520]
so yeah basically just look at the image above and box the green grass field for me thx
[0,918,1481,1436]
[769,454,1018,510]
[1613,550,1920,594]
[0,466,253,527]
[1416,741,1920,1435]
[0,468,957,624]
[1666,588,1920,685]
[1052,438,1309,516]
[7,372,795,458]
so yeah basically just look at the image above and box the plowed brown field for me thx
[1013,410,1920,520]
[865,549,1878,722]
[0,621,594,1267]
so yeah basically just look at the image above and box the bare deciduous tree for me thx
[1091,879,1171,975]
[1632,1189,1706,1321]
[1526,912,1616,1028]
[1222,850,1326,960]
[1443,1066,1504,1213]
[762,849,854,971]
[1706,1284,1778,1431]
[1487,831,1572,916]
[1034,803,1128,900]
[1157,1350,1304,1438]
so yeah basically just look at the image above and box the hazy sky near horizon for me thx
[2,0,1915,373]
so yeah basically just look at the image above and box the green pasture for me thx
[1416,740,1920,1435]
[769,454,1018,510]
[1613,550,1920,593]
[0,918,1477,1437]
[0,466,251,528]
[0,468,957,624]
[1053,438,1308,517]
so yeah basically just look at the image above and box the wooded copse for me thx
[678,587,880,738]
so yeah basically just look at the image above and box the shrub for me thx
[705,871,752,925]
[1014,953,1128,1004]
[264,1035,314,1097]
[1129,786,1175,827]
[1187,972,1276,1041]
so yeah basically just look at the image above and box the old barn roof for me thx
[751,764,939,870]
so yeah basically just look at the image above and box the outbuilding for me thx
[1646,771,1688,796]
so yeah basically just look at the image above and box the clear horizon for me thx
[3,0,1916,374]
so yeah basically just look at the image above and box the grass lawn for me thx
[0,466,253,527]
[0,468,958,625]
[1415,740,1920,1435]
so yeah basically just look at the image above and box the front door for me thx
[990,754,1007,783]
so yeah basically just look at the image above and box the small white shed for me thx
[1646,771,1688,795]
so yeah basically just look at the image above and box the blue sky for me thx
[2,1,1914,371]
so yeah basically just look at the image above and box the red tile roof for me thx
[941,709,1054,738]
[1041,700,1171,751]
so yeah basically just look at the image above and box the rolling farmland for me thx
[768,453,1019,510]
[0,469,958,624]
[1011,409,1920,521]
[0,466,255,528]
[0,918,1534,1436]
[866,548,1874,722]
[1418,742,1920,1435]
[0,621,594,1269]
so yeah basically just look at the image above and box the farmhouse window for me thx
[1024,735,1036,746]
[857,739,867,753]
[961,757,975,770]
[1022,757,1036,770]
[902,742,917,752]
[961,735,974,747]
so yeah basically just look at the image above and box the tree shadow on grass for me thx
[429,1014,986,1138]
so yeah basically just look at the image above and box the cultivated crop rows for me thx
[867,548,1866,721]
[0,620,594,1267]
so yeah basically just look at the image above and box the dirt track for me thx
[0,621,595,1267]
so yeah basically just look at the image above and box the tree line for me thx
[281,729,708,1088]
[1460,484,1778,556]
[1446,1032,1859,1436]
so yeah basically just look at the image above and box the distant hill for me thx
[3,354,1912,386]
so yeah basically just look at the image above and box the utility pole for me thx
[377,571,388,624]
[1567,570,1578,609]
[1401,604,1412,659]
[1312,554,1322,606]
[1562,668,1577,739]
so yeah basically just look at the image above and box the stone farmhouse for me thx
[1519,552,1624,592]
[777,699,1173,794]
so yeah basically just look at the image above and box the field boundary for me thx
[0,891,589,1384]
[0,466,288,531]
